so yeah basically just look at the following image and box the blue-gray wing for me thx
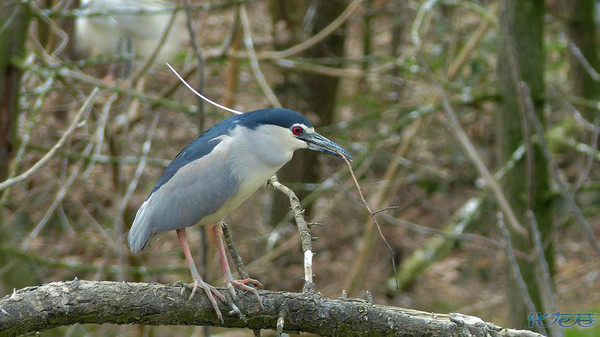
[128,145,237,253]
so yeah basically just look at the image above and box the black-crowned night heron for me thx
[128,108,352,321]
[75,0,184,67]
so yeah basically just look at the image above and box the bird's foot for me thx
[224,278,264,309]
[187,278,227,323]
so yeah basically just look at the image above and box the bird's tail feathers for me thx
[128,199,153,253]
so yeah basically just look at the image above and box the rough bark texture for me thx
[497,0,552,330]
[0,280,543,337]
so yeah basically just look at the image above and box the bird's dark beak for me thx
[302,132,353,161]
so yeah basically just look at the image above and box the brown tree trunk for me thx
[0,0,32,294]
[268,0,348,226]
[497,0,553,331]
[0,2,31,182]
[559,0,600,119]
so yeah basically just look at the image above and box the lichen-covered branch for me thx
[1,280,542,337]
[268,176,314,292]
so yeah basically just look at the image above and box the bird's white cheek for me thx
[279,137,307,163]
[291,136,309,150]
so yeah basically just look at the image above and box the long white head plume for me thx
[166,63,243,115]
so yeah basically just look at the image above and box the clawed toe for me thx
[186,278,263,322]
[240,278,264,289]
[228,302,244,320]
[188,279,226,323]
[225,279,264,309]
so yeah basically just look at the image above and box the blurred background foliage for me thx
[1,0,600,336]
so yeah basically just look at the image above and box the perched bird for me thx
[75,0,184,69]
[128,108,352,321]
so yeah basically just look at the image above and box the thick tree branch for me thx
[1,280,541,336]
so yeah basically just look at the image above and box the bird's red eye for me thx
[292,126,303,135]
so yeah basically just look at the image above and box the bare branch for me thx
[521,82,600,256]
[239,5,281,108]
[0,280,543,337]
[259,0,363,60]
[496,213,538,321]
[130,5,180,84]
[0,76,54,207]
[268,176,313,292]
[0,88,98,192]
[181,0,206,130]
[527,211,564,337]
[434,81,528,237]
[567,39,600,81]
[222,221,250,280]
[22,140,94,248]
[113,113,160,280]
[340,152,398,290]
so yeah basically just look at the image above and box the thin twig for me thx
[378,213,532,258]
[0,88,99,192]
[339,151,399,290]
[521,82,600,256]
[573,116,599,191]
[22,140,95,249]
[273,58,367,78]
[21,64,198,115]
[496,212,538,317]
[44,0,255,18]
[345,124,418,295]
[446,3,497,79]
[222,221,250,280]
[131,5,179,84]
[527,211,564,337]
[239,5,281,108]
[372,206,400,215]
[268,176,314,292]
[182,0,206,131]
[184,0,362,62]
[0,76,54,207]
[217,5,241,57]
[434,80,528,237]
[27,1,69,58]
[72,198,120,251]
[410,0,439,50]
[222,7,242,108]
[567,39,600,81]
[559,92,600,133]
[0,245,187,275]
[83,92,117,178]
[25,145,169,167]
[380,143,529,263]
[260,0,363,60]
[114,113,160,281]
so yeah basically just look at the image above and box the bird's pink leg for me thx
[213,223,263,304]
[176,228,226,322]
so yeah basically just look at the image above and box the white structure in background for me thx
[75,0,185,67]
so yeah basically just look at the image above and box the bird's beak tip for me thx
[336,150,353,162]
[305,132,353,162]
